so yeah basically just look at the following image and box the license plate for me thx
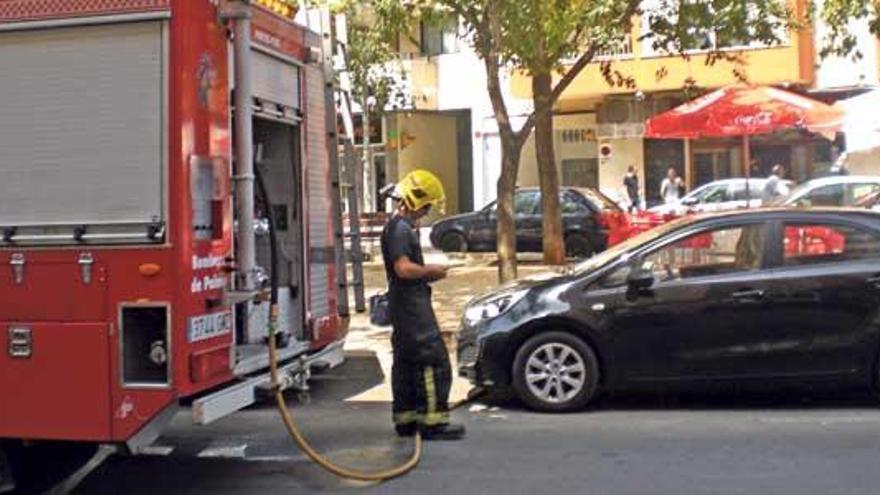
[188,311,232,343]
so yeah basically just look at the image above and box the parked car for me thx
[650,178,793,215]
[457,208,880,412]
[772,175,880,208]
[429,187,625,258]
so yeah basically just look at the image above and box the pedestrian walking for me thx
[623,165,640,213]
[381,169,466,441]
[762,164,790,202]
[660,168,684,205]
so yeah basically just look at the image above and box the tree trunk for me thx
[532,70,566,265]
[496,137,520,282]
[476,7,532,283]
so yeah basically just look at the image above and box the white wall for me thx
[513,114,647,206]
[815,10,879,88]
[599,138,645,204]
[518,113,598,187]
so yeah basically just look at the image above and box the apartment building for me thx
[348,0,880,212]
[510,1,829,205]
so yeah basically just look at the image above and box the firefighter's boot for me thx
[419,423,466,441]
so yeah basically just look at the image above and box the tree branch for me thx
[549,0,640,104]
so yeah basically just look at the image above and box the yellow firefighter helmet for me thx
[398,170,446,213]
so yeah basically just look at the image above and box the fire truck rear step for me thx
[191,340,344,425]
[234,341,309,376]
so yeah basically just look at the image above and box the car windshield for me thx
[731,181,769,201]
[576,188,622,212]
[571,217,691,275]
[687,183,728,203]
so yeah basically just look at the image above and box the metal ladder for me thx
[319,9,366,315]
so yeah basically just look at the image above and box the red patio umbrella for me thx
[645,85,844,194]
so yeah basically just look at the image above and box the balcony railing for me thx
[562,35,634,65]
[595,35,634,60]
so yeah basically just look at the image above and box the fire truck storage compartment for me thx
[230,43,305,347]
[120,305,170,386]
[0,322,112,440]
[0,21,166,245]
[241,117,306,346]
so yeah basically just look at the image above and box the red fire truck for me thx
[0,0,351,488]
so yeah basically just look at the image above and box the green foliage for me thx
[811,0,880,60]
[644,1,792,59]
[493,1,634,75]
[333,0,417,111]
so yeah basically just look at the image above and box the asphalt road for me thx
[70,355,880,495]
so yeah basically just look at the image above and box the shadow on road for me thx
[479,384,880,414]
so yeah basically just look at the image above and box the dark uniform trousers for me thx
[388,285,452,428]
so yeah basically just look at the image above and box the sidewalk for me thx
[344,253,553,403]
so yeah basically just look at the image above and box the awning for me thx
[645,85,844,140]
[835,87,880,152]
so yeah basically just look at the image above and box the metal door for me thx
[562,159,599,189]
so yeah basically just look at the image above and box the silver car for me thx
[774,175,880,209]
[650,178,791,215]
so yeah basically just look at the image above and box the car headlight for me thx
[463,289,528,326]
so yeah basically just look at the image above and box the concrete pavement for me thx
[74,355,880,495]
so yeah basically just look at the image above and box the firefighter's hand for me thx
[424,264,448,282]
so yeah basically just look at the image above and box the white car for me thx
[773,175,880,210]
[650,178,790,215]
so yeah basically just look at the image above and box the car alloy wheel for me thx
[512,331,599,412]
[524,343,586,404]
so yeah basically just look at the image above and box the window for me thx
[642,224,766,281]
[579,188,622,212]
[783,223,880,266]
[796,184,846,207]
[642,0,775,56]
[852,183,880,206]
[420,17,458,56]
[561,191,590,215]
[798,182,880,207]
[730,182,764,201]
[599,223,767,287]
[856,187,880,209]
[515,191,541,215]
[691,183,729,204]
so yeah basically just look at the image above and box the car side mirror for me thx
[680,197,698,207]
[626,266,655,292]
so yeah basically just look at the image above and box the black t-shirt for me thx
[624,174,639,199]
[381,215,425,289]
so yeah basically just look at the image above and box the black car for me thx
[429,187,622,258]
[457,208,880,412]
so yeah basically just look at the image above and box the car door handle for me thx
[731,289,765,301]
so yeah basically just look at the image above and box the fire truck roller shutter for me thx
[0,21,165,239]
[252,50,301,111]
[304,64,333,323]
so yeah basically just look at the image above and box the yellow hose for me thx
[266,304,483,481]
[266,304,421,481]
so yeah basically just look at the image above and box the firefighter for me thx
[381,170,466,441]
